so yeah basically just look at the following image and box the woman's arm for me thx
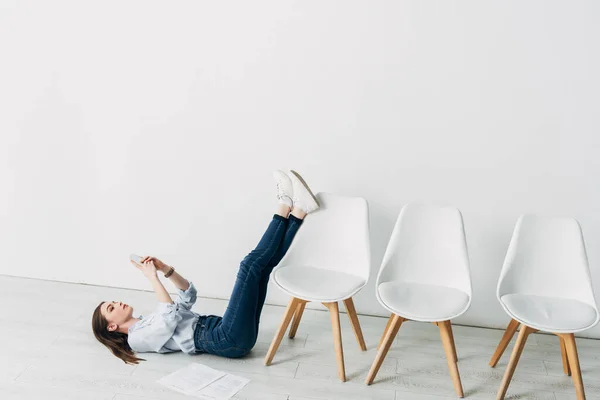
[148,274,174,304]
[163,269,190,292]
[147,256,190,291]
[149,257,190,291]
[132,259,174,304]
[137,256,191,301]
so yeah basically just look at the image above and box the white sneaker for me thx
[288,170,319,213]
[273,170,293,207]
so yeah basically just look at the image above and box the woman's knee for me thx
[239,258,263,280]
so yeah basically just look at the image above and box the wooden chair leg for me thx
[265,297,302,366]
[366,314,404,385]
[378,314,395,350]
[490,319,520,367]
[438,320,464,398]
[446,321,458,363]
[496,324,535,400]
[343,298,367,351]
[323,302,346,382]
[559,333,586,400]
[560,336,571,376]
[288,301,306,339]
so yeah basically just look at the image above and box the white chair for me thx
[366,204,472,398]
[264,192,371,382]
[490,215,599,400]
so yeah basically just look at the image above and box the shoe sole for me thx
[290,170,319,206]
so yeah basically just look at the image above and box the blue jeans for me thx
[194,214,303,358]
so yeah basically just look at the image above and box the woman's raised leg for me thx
[216,170,318,353]
[254,207,306,331]
[218,206,291,349]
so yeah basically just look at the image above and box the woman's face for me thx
[101,301,133,331]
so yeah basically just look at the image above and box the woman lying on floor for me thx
[92,170,318,364]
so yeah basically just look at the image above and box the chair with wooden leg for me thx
[365,204,472,398]
[490,215,600,400]
[264,193,371,382]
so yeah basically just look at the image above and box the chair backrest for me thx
[376,203,472,296]
[497,214,598,308]
[277,192,370,281]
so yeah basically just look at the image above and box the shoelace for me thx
[276,181,286,199]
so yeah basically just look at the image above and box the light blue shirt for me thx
[127,281,200,354]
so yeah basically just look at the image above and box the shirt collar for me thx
[128,317,143,333]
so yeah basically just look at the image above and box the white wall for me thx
[1,1,599,338]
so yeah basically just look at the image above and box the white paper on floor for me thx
[191,373,251,400]
[157,363,250,399]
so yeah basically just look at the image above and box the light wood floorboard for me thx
[1,275,600,400]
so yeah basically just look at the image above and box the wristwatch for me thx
[164,265,175,278]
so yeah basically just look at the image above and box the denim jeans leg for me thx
[218,215,288,349]
[254,214,303,332]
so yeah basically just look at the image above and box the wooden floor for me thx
[1,275,599,400]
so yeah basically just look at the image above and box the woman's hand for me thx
[130,259,158,279]
[140,256,169,274]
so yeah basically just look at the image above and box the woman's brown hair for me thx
[92,302,146,365]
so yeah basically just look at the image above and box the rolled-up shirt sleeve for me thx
[174,281,197,310]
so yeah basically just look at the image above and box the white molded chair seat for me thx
[273,266,367,302]
[500,294,599,333]
[378,282,470,322]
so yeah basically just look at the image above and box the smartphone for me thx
[130,254,144,265]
